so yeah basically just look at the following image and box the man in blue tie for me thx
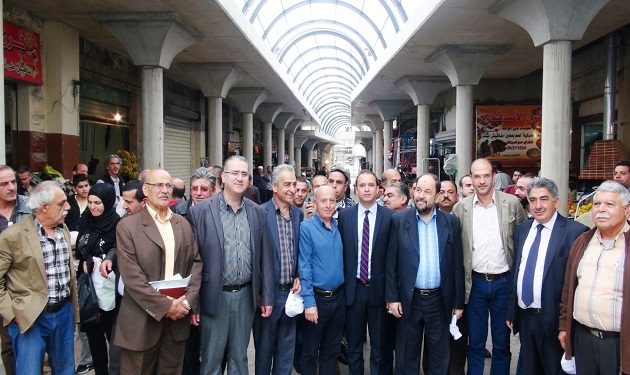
[506,177,587,375]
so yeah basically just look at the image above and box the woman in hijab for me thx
[76,183,120,375]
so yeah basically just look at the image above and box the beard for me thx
[415,200,435,216]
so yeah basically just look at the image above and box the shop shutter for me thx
[164,116,193,193]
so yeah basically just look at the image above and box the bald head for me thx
[314,185,336,222]
[381,169,402,187]
[172,178,185,200]
[142,169,173,211]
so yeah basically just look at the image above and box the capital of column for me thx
[228,88,269,113]
[274,112,295,130]
[179,63,246,98]
[490,0,610,47]
[287,119,304,134]
[369,100,411,121]
[365,114,384,131]
[257,103,285,124]
[395,76,451,105]
[425,44,511,86]
[92,13,202,69]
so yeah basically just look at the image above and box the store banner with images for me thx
[4,21,43,85]
[476,105,542,161]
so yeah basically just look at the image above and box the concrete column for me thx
[142,67,165,168]
[541,41,572,215]
[307,148,314,170]
[0,4,5,164]
[369,101,409,171]
[374,130,383,177]
[263,122,273,167]
[207,97,223,166]
[295,147,302,174]
[371,132,376,169]
[455,85,474,182]
[288,132,295,167]
[383,120,391,170]
[277,128,286,165]
[417,104,431,173]
[242,112,254,167]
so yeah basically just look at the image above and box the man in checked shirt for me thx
[0,181,78,375]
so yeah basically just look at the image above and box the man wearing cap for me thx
[328,166,355,219]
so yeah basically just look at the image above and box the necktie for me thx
[522,224,544,307]
[359,210,370,283]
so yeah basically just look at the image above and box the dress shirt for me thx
[218,192,252,285]
[517,212,558,308]
[415,208,440,289]
[299,213,344,308]
[112,176,121,196]
[471,192,509,274]
[34,218,71,304]
[356,203,377,279]
[146,204,175,279]
[573,222,628,332]
[272,198,295,284]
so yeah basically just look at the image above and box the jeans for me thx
[7,300,75,375]
[466,275,511,375]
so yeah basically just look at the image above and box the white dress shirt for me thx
[471,192,509,274]
[356,203,377,279]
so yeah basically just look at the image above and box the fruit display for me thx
[572,192,595,219]
[117,150,139,180]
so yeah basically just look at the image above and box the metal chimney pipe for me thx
[603,32,617,140]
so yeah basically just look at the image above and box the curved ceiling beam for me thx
[384,0,407,24]
[304,76,354,102]
[319,105,350,123]
[325,118,351,133]
[316,101,350,116]
[310,91,351,110]
[292,57,362,85]
[296,66,359,90]
[261,0,387,49]
[307,86,352,105]
[319,108,350,127]
[287,45,366,76]
[278,30,370,69]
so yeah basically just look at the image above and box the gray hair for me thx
[222,155,248,171]
[386,182,410,201]
[526,177,559,200]
[190,168,216,190]
[26,181,62,214]
[595,180,630,206]
[105,154,122,166]
[272,164,295,184]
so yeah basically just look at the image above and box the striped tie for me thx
[360,210,370,283]
[522,224,544,307]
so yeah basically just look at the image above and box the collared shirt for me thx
[299,213,344,308]
[573,222,628,332]
[112,176,121,196]
[517,212,558,308]
[272,198,295,284]
[356,203,377,279]
[34,218,71,304]
[471,192,509,274]
[219,192,252,285]
[416,208,441,288]
[146,204,176,279]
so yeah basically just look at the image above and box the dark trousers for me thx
[181,324,200,375]
[395,289,449,375]
[422,309,468,375]
[82,309,115,375]
[517,308,563,375]
[301,291,345,375]
[346,282,386,375]
[574,322,621,375]
[0,324,15,375]
[381,313,396,375]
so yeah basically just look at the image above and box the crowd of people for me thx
[0,154,628,375]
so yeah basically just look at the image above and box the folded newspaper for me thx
[149,274,191,298]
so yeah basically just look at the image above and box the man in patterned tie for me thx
[506,177,587,375]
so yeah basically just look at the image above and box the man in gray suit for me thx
[187,155,275,375]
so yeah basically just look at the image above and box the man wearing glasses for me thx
[187,156,274,375]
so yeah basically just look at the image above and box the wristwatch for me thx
[182,299,191,311]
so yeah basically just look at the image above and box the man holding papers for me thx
[114,169,202,375]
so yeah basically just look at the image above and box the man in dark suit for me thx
[386,173,465,375]
[114,169,202,374]
[506,177,588,375]
[253,164,303,375]
[187,156,275,375]
[339,170,394,375]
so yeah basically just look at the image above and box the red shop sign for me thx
[4,21,42,85]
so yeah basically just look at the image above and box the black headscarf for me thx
[77,183,120,269]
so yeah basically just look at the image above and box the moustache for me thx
[596,213,611,219]
[158,194,170,199]
[442,197,451,203]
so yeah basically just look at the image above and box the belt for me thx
[222,281,251,292]
[413,287,440,296]
[279,282,293,291]
[313,286,342,298]
[472,271,511,281]
[523,307,541,315]
[578,323,620,339]
[44,298,68,313]
[356,278,370,287]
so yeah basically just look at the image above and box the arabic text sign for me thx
[476,105,542,161]
[4,21,42,85]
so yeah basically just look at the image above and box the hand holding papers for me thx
[450,314,462,340]
[149,274,191,298]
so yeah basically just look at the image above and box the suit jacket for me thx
[0,216,79,333]
[113,207,202,351]
[97,173,124,193]
[260,199,303,285]
[506,214,588,335]
[385,208,464,318]
[187,194,274,317]
[338,204,393,306]
[452,190,527,303]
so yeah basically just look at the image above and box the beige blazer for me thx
[452,190,527,303]
[0,216,79,333]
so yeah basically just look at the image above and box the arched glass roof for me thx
[233,0,420,135]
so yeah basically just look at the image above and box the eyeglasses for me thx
[145,183,175,190]
[225,171,248,178]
